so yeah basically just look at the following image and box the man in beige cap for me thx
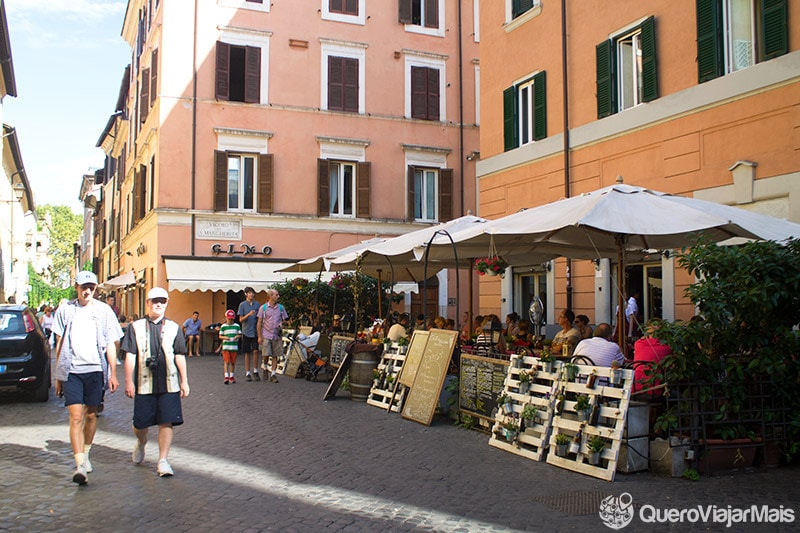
[122,287,190,477]
[53,271,123,485]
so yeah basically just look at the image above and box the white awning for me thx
[164,258,332,293]
[99,271,135,290]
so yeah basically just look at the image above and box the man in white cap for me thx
[122,287,190,477]
[52,271,124,485]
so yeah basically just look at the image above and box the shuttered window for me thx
[150,49,158,110]
[595,17,657,118]
[411,66,440,121]
[330,0,358,15]
[317,159,370,218]
[139,68,149,124]
[328,56,359,113]
[398,0,438,28]
[214,151,273,213]
[406,166,453,222]
[503,71,546,152]
[696,0,788,83]
[512,0,537,19]
[215,41,261,103]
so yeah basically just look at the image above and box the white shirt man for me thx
[573,323,625,367]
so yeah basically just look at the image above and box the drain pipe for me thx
[190,0,199,256]
[561,0,573,310]
[457,0,465,217]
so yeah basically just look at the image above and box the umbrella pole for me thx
[616,235,626,354]
[377,269,383,319]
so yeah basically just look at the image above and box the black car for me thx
[0,304,51,402]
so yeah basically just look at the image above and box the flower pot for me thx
[486,269,498,277]
[610,368,623,386]
[555,444,568,457]
[588,451,601,465]
[503,403,515,415]
[503,428,516,442]
[524,417,536,429]
[576,409,590,423]
[512,356,522,369]
[518,381,529,394]
[541,361,553,373]
[698,438,761,473]
[565,366,579,382]
[398,345,407,354]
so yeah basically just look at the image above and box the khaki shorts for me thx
[261,337,284,360]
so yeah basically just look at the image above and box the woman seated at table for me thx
[633,319,672,396]
[513,319,533,347]
[575,314,593,340]
[551,309,581,358]
[475,315,506,355]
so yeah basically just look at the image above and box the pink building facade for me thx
[95,0,481,325]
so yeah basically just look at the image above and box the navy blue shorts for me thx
[133,392,184,429]
[63,372,104,407]
[241,335,259,353]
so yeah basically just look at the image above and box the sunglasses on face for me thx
[150,298,168,305]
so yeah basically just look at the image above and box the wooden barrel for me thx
[349,349,379,402]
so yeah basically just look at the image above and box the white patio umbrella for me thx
[418,183,800,345]
[276,237,388,274]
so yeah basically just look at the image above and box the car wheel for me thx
[31,370,51,403]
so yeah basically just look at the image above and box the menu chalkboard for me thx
[397,330,429,387]
[459,353,509,421]
[401,329,458,426]
[329,335,352,368]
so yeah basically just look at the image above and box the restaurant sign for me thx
[211,243,273,256]
[196,218,242,240]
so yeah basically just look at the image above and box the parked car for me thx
[0,304,51,402]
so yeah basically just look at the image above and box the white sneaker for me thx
[157,459,174,477]
[132,440,146,464]
[85,456,93,473]
[72,463,88,485]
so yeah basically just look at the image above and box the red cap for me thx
[225,310,236,319]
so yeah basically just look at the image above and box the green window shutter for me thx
[761,0,788,60]
[533,71,547,141]
[696,0,721,83]
[503,86,518,152]
[596,40,614,118]
[641,16,658,103]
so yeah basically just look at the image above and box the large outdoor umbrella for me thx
[418,183,800,346]
[276,237,388,274]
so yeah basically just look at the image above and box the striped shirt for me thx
[220,323,241,351]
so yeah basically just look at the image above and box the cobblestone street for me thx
[1,355,798,532]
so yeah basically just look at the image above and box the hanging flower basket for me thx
[474,256,509,277]
[291,277,308,290]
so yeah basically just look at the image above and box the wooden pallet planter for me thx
[488,354,559,461]
[366,347,407,412]
[545,364,634,481]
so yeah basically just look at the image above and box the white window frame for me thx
[218,0,270,13]
[616,28,644,111]
[473,0,480,42]
[328,161,357,217]
[504,0,542,32]
[517,77,535,146]
[226,153,258,212]
[218,26,272,105]
[403,51,447,121]
[320,39,367,114]
[723,0,756,73]
[215,128,272,213]
[405,149,446,222]
[474,62,480,125]
[321,0,366,25]
[318,137,367,218]
[403,0,446,38]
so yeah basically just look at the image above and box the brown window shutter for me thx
[425,0,438,28]
[411,67,427,119]
[328,56,343,110]
[438,168,453,222]
[343,58,359,112]
[398,0,412,23]
[318,159,330,216]
[140,68,150,123]
[132,168,142,223]
[214,150,228,212]
[139,164,148,220]
[407,165,416,221]
[257,153,273,213]
[215,41,230,101]
[427,68,440,121]
[150,49,158,109]
[244,45,261,103]
[356,162,371,218]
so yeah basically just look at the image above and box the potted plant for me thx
[539,349,554,373]
[502,417,519,442]
[574,394,591,422]
[521,403,540,428]
[518,369,531,394]
[396,336,409,354]
[496,393,514,416]
[385,373,395,390]
[587,435,607,465]
[474,255,509,277]
[563,362,579,382]
[609,360,623,387]
[554,433,571,457]
[372,368,381,389]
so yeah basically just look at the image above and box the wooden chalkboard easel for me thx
[397,330,429,387]
[323,352,352,401]
[329,335,353,368]
[401,329,458,426]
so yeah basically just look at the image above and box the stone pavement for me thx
[1,354,798,533]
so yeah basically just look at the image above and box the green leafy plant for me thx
[575,394,591,412]
[539,348,554,363]
[518,369,531,384]
[587,435,607,453]
[555,433,571,445]
[521,403,539,421]
[397,336,409,347]
[474,255,509,276]
[682,468,700,481]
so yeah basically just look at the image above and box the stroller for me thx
[295,332,331,381]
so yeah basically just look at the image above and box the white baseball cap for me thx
[147,287,169,300]
[75,271,98,285]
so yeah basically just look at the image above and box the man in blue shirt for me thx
[182,311,202,357]
[237,287,261,381]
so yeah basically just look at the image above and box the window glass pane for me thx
[343,163,354,216]
[425,170,436,220]
[520,85,530,145]
[329,164,340,214]
[728,0,754,71]
[227,156,240,209]
[619,36,634,110]
[243,157,254,210]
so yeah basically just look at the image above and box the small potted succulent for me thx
[497,393,514,416]
[587,435,607,465]
[397,336,409,354]
[372,368,381,389]
[502,417,519,442]
[563,362,579,382]
[554,433,571,457]
[539,348,554,373]
[518,369,531,394]
[521,403,540,428]
[385,373,395,390]
[574,394,592,422]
